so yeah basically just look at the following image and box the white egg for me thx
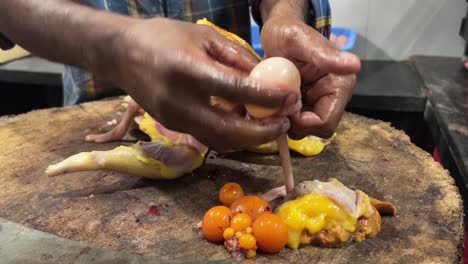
[246,57,301,118]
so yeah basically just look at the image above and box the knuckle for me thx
[200,25,217,36]
[234,122,267,147]
[328,74,356,91]
[284,23,305,38]
[299,117,336,139]
[316,122,336,138]
[326,74,340,87]
[340,74,357,93]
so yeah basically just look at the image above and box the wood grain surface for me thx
[0,98,463,263]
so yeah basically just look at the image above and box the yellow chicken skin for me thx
[46,144,198,180]
[47,131,208,180]
[47,100,208,180]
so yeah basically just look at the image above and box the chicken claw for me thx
[85,99,140,143]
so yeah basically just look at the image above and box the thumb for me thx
[291,28,361,76]
[317,48,361,75]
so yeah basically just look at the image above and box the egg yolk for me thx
[275,193,358,249]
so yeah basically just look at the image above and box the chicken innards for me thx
[201,180,395,260]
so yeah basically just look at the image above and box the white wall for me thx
[330,0,466,60]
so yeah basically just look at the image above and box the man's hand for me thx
[258,1,361,139]
[0,1,299,150]
[108,18,297,149]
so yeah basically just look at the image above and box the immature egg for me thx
[246,57,301,118]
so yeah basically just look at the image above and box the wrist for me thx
[259,0,308,24]
[85,13,139,84]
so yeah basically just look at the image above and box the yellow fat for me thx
[138,113,171,143]
[358,192,375,218]
[287,137,325,156]
[245,140,278,154]
[196,18,262,61]
[210,96,236,112]
[275,193,358,249]
[246,135,333,156]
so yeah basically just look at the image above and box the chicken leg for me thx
[85,98,140,143]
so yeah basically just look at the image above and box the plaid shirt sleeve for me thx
[63,0,252,106]
[250,0,332,39]
[309,0,332,38]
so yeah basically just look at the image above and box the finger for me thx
[286,27,361,76]
[185,57,295,109]
[153,91,290,149]
[305,74,356,105]
[204,27,260,73]
[278,93,302,116]
[182,102,290,149]
[198,106,291,149]
[291,74,356,138]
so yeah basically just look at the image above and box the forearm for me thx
[259,0,309,23]
[0,0,136,80]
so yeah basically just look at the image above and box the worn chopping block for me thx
[0,98,463,263]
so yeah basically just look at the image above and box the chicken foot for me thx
[85,98,140,143]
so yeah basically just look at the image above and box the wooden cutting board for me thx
[0,98,463,263]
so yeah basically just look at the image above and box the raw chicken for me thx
[46,19,333,195]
